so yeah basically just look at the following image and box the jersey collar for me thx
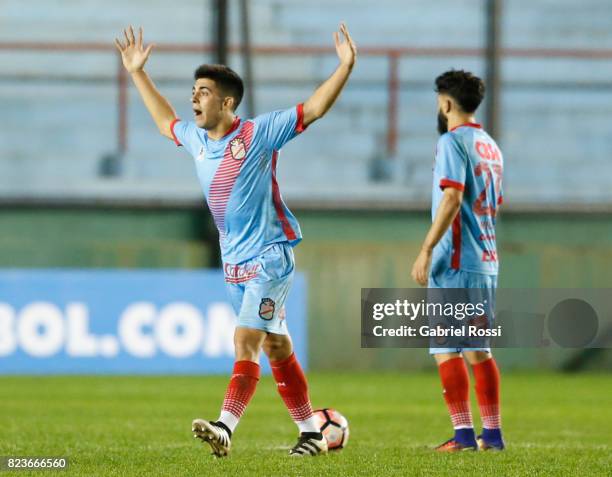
[207,116,241,141]
[224,116,241,136]
[450,122,482,132]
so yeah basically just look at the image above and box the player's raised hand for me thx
[115,26,154,73]
[334,23,356,68]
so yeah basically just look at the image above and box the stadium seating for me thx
[1,0,612,204]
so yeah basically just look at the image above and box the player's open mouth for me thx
[193,109,202,118]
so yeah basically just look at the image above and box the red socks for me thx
[221,360,260,422]
[472,357,501,429]
[219,355,318,435]
[270,353,316,428]
[438,357,473,429]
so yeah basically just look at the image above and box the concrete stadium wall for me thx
[295,210,612,371]
[0,208,214,268]
[0,206,610,370]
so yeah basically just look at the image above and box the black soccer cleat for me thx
[289,432,328,456]
[192,419,232,457]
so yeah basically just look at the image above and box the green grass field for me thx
[1,372,611,476]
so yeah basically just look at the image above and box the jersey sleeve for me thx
[436,133,467,191]
[170,119,201,158]
[253,104,307,151]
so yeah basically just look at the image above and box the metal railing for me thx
[2,41,612,159]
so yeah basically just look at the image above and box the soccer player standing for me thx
[411,70,505,452]
[114,24,356,456]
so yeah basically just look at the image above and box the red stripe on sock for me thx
[270,353,314,422]
[221,360,260,419]
[473,357,501,429]
[438,357,473,429]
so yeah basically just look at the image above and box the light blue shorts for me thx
[428,267,497,355]
[224,242,294,335]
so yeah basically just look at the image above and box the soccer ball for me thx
[312,408,349,450]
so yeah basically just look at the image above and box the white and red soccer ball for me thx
[312,408,349,450]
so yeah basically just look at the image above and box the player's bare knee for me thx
[234,327,266,362]
[464,350,492,365]
[263,333,293,361]
[433,352,461,366]
[234,342,260,362]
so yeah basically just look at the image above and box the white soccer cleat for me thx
[192,419,231,457]
[289,432,328,456]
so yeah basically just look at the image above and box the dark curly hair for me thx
[194,64,244,110]
[435,69,485,113]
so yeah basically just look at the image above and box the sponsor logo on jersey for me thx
[223,262,260,283]
[196,146,205,162]
[259,298,275,320]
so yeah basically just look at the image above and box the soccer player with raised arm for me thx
[411,70,505,452]
[115,24,356,457]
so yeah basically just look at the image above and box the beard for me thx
[437,110,448,135]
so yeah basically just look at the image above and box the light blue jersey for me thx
[431,123,504,276]
[171,105,305,265]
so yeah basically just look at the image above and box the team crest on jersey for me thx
[470,313,489,330]
[230,137,247,161]
[434,325,450,346]
[259,298,275,321]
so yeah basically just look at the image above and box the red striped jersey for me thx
[171,105,305,264]
[431,123,503,275]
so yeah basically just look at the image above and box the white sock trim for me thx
[296,415,320,434]
[218,410,239,433]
